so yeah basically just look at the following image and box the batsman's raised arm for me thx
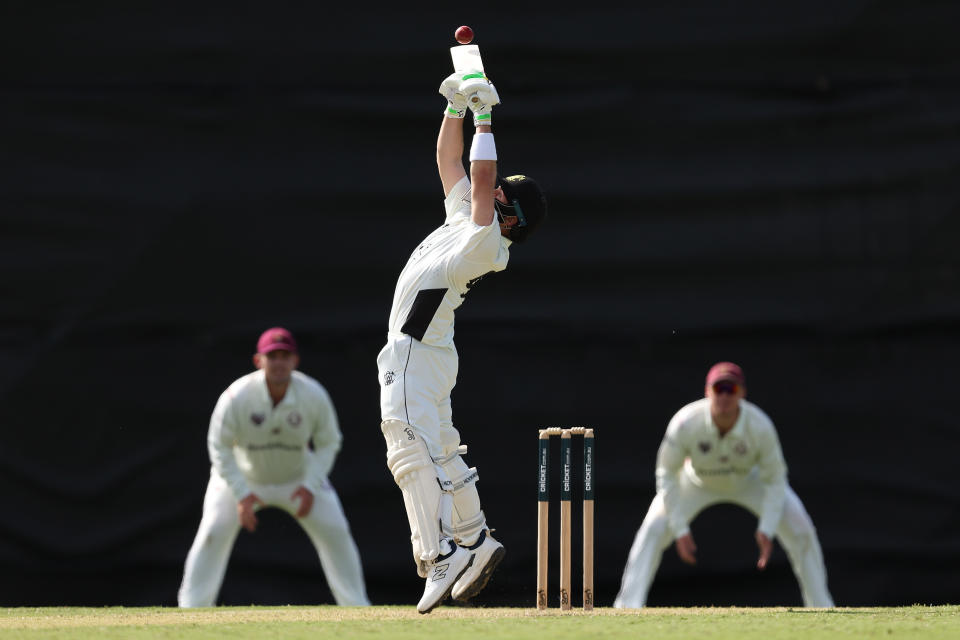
[460,70,500,227]
[437,72,468,196]
[436,69,501,226]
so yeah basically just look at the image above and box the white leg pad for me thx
[435,450,486,547]
[382,420,452,577]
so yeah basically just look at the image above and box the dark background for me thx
[2,1,958,608]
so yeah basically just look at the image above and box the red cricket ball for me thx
[455,25,474,45]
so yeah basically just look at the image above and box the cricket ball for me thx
[455,25,474,45]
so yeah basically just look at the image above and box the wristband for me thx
[445,104,466,119]
[473,112,492,127]
[469,132,497,162]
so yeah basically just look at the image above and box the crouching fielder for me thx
[178,327,370,607]
[614,362,834,608]
[378,67,547,614]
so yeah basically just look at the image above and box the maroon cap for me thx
[706,361,745,386]
[257,327,298,354]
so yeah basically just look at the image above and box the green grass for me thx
[0,605,957,639]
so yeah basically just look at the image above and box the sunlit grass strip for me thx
[0,605,956,640]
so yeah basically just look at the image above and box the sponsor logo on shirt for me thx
[697,467,741,476]
[246,442,301,452]
[251,413,265,426]
[698,441,712,453]
[383,370,396,386]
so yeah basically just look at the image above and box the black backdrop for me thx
[2,1,958,608]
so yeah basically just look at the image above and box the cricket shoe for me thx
[417,539,474,614]
[451,530,505,602]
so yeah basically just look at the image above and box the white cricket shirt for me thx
[207,369,343,500]
[386,176,510,348]
[655,398,788,536]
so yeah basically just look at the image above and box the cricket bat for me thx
[450,44,484,73]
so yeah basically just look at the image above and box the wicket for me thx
[537,427,595,611]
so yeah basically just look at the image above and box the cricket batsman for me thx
[377,64,548,613]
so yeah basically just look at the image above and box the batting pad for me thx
[382,420,452,577]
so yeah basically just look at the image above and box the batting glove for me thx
[458,71,500,127]
[439,72,468,118]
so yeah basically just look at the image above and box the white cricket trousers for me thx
[178,471,370,607]
[614,471,834,608]
[377,333,462,457]
[377,333,487,549]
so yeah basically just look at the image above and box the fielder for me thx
[178,327,370,607]
[377,69,547,613]
[614,362,834,608]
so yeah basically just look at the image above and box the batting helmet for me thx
[495,174,547,244]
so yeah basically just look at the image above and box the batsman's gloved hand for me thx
[439,72,468,119]
[458,70,500,127]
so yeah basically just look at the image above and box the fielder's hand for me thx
[439,72,468,119]
[755,531,773,570]
[290,486,315,518]
[458,70,500,127]
[675,533,698,565]
[238,493,265,532]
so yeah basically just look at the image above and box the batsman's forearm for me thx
[470,159,496,189]
[436,115,464,167]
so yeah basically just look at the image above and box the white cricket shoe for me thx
[416,540,474,614]
[451,531,505,602]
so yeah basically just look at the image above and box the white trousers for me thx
[178,471,370,607]
[614,471,834,608]
[377,334,462,456]
[377,334,486,548]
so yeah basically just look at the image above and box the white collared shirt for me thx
[386,176,510,348]
[207,369,342,499]
[655,397,788,536]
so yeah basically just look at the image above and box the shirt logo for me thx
[287,411,302,427]
[698,441,712,453]
[734,442,748,456]
[383,370,396,386]
[250,413,265,426]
